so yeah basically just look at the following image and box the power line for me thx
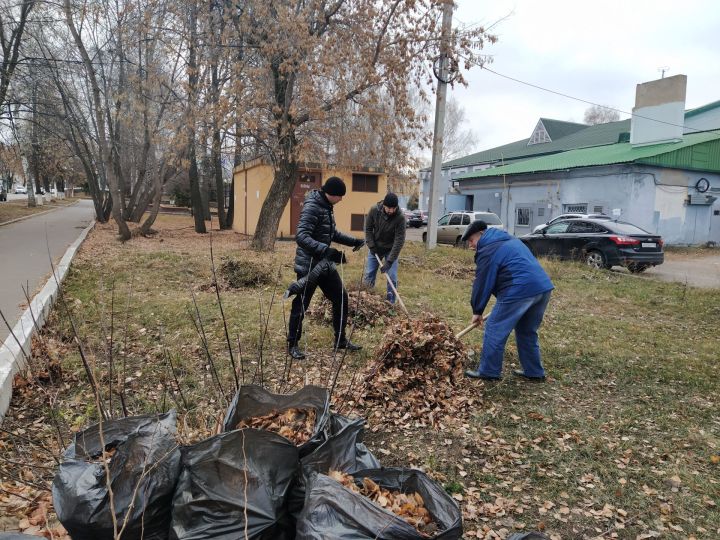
[460,54,720,137]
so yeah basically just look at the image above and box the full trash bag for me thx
[169,428,299,540]
[289,413,381,518]
[296,467,463,540]
[223,384,330,456]
[52,410,181,540]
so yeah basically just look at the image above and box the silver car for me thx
[423,211,504,246]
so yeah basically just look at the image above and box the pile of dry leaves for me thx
[218,258,274,289]
[307,289,397,328]
[434,260,475,280]
[328,470,439,536]
[351,315,473,426]
[236,407,317,445]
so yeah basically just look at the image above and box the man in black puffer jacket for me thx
[287,176,365,360]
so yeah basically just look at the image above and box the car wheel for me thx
[627,262,649,274]
[585,250,609,270]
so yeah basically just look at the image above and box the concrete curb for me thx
[0,200,79,227]
[0,219,96,422]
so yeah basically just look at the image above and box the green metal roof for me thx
[685,99,720,118]
[441,100,720,172]
[441,119,631,169]
[454,131,720,180]
[539,118,588,140]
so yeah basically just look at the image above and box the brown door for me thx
[291,171,321,235]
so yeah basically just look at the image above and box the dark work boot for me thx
[288,344,306,360]
[334,339,362,352]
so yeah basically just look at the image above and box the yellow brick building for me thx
[232,160,388,239]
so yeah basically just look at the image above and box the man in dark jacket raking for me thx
[462,220,554,381]
[286,176,365,360]
[363,192,406,303]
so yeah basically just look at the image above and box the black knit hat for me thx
[461,220,488,242]
[382,192,399,208]
[321,176,346,196]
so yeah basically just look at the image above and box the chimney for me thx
[630,74,686,146]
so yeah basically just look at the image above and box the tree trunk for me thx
[212,127,226,229]
[251,147,298,250]
[64,0,131,241]
[186,1,206,234]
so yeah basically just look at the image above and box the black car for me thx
[407,210,424,228]
[521,218,664,273]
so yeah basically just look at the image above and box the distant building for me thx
[232,160,387,239]
[421,75,720,245]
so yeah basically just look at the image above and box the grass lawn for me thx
[1,214,718,539]
[0,198,78,224]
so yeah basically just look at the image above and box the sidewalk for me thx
[0,199,95,345]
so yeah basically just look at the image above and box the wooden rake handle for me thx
[374,254,410,317]
[455,312,491,339]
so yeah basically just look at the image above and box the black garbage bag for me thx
[296,467,463,540]
[302,413,380,475]
[170,428,299,539]
[289,413,381,518]
[223,384,330,456]
[52,410,181,540]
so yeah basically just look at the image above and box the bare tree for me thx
[584,104,620,125]
[0,0,36,113]
[439,97,478,162]
[244,0,494,250]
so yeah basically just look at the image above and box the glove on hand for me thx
[380,260,392,274]
[352,239,366,252]
[325,247,347,264]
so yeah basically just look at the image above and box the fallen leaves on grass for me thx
[307,289,397,328]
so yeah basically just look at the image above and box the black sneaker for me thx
[288,345,306,360]
[334,340,362,352]
[464,369,502,381]
[512,369,546,381]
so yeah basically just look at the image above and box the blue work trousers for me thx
[476,291,552,378]
[363,252,399,304]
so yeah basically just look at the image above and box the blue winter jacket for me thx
[471,228,554,315]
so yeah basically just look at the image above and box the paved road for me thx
[642,254,720,288]
[0,199,94,344]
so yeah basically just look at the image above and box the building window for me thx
[352,174,378,192]
[593,205,604,213]
[350,214,365,231]
[563,203,587,213]
[537,207,545,217]
[516,207,530,226]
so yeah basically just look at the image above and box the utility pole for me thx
[426,0,454,249]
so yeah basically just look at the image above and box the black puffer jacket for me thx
[293,190,357,275]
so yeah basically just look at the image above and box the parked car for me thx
[13,185,27,194]
[422,211,504,246]
[521,218,664,273]
[407,210,424,228]
[532,213,611,233]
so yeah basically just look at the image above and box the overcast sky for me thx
[449,0,720,151]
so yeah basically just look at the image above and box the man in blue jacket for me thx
[462,220,554,381]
